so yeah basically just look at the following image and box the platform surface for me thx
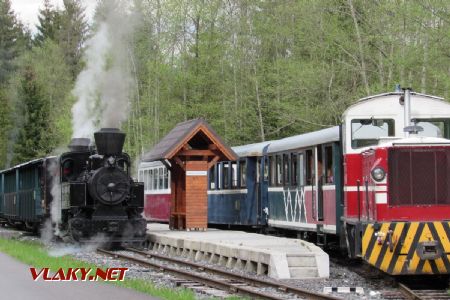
[0,251,159,300]
[147,223,329,279]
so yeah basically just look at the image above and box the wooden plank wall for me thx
[169,163,186,229]
[185,161,208,229]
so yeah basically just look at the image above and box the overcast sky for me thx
[11,0,97,33]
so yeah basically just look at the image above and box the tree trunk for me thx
[348,0,370,95]
[387,43,394,89]
[254,66,265,142]
[421,36,428,93]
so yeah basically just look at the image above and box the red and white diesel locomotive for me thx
[140,88,450,275]
[342,89,450,275]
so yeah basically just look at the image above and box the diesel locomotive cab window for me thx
[351,118,395,149]
[414,118,450,139]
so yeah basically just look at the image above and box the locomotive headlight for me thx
[371,167,386,182]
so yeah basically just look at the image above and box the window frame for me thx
[239,159,247,188]
[351,118,395,149]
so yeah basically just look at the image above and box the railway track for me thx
[378,281,450,300]
[395,283,450,300]
[330,255,450,300]
[97,247,342,300]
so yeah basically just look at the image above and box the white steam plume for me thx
[41,159,62,242]
[71,1,135,138]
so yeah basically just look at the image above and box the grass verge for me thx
[0,237,197,300]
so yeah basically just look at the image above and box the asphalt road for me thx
[0,251,160,300]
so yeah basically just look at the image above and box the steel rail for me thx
[398,283,423,300]
[97,248,285,300]
[398,283,450,300]
[125,247,342,300]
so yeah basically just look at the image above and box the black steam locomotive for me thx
[0,128,147,244]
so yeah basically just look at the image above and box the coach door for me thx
[259,156,269,225]
[307,145,332,223]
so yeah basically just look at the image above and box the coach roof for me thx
[267,126,340,154]
[232,140,272,157]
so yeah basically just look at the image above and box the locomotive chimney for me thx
[94,128,125,156]
[68,138,91,152]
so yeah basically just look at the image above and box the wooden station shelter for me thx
[142,119,237,230]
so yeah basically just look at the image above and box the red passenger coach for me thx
[138,161,171,223]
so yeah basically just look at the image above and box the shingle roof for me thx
[142,118,237,162]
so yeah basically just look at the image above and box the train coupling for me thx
[416,240,443,260]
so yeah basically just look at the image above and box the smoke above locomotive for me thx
[71,1,135,139]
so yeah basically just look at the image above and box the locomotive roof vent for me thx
[68,138,91,152]
[94,128,125,156]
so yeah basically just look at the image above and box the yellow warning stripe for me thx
[360,221,450,275]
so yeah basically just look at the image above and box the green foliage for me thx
[0,89,11,165]
[3,0,450,168]
[0,0,29,85]
[35,0,62,45]
[59,0,89,78]
[13,65,53,164]
[35,0,88,78]
[8,40,73,165]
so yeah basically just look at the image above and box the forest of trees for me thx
[1,0,450,169]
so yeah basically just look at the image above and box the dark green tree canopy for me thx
[0,0,28,85]
[13,66,52,164]
[35,0,88,78]
[35,0,62,45]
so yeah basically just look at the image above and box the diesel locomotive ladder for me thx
[142,118,237,230]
